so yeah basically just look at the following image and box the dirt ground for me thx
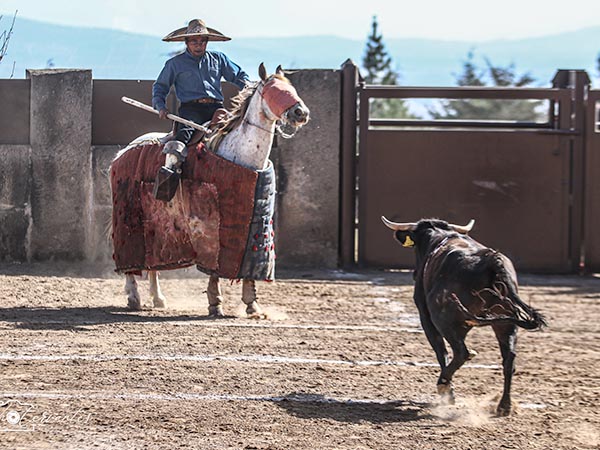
[0,262,598,450]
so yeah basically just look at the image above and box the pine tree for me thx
[361,16,414,118]
[456,50,485,87]
[362,16,397,85]
[431,50,543,121]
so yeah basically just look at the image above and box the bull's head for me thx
[381,216,475,248]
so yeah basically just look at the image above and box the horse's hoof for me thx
[208,305,225,318]
[245,301,264,318]
[127,297,142,311]
[153,298,167,309]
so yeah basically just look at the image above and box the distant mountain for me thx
[1,16,599,86]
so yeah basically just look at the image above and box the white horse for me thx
[111,64,310,316]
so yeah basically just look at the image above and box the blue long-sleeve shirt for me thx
[152,49,249,111]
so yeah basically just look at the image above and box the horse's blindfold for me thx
[261,79,302,118]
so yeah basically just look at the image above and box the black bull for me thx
[382,217,547,416]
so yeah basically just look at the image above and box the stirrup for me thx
[153,166,181,202]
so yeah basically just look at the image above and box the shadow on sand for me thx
[0,306,231,331]
[274,392,435,424]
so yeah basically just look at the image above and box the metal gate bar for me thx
[354,70,588,273]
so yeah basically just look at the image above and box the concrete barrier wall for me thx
[28,69,93,261]
[0,69,342,269]
[274,70,340,268]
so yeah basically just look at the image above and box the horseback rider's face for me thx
[186,37,208,57]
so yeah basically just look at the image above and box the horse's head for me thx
[258,63,310,138]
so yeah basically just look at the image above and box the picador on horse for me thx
[110,19,310,316]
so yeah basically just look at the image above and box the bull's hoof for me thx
[496,400,512,417]
[245,301,265,319]
[127,296,142,311]
[437,382,455,405]
[208,305,225,318]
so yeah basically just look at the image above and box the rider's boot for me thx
[153,140,187,202]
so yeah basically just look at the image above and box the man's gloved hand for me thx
[159,108,169,120]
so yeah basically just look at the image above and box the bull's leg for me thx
[437,333,471,404]
[125,274,142,311]
[242,279,263,317]
[427,289,474,404]
[493,323,518,416]
[207,275,225,317]
[148,270,167,308]
[414,296,453,402]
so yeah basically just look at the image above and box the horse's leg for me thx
[148,270,167,308]
[207,275,224,317]
[124,274,142,310]
[492,323,518,416]
[242,279,263,317]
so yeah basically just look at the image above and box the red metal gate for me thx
[584,89,600,271]
[341,67,592,273]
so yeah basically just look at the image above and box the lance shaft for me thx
[121,96,208,132]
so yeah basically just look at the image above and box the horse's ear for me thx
[276,65,284,75]
[258,63,267,81]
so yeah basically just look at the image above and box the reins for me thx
[243,117,275,135]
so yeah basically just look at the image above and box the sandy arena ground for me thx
[0,262,598,449]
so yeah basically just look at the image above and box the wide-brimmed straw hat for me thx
[162,19,231,42]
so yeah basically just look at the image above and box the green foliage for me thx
[362,15,397,85]
[362,16,414,119]
[455,51,485,87]
[431,50,544,122]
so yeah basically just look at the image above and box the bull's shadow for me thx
[0,306,230,331]
[275,392,434,424]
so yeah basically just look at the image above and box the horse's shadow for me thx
[274,392,434,424]
[0,306,229,331]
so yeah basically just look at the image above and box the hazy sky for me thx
[3,0,600,41]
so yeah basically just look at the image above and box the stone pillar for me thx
[273,69,341,268]
[27,69,92,260]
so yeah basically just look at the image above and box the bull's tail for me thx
[450,292,547,330]
[506,296,547,330]
[491,254,547,330]
[450,251,547,330]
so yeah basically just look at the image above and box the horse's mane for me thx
[218,82,259,134]
[208,74,291,149]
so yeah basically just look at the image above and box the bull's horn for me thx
[381,216,418,231]
[449,219,475,234]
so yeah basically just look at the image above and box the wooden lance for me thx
[121,96,208,132]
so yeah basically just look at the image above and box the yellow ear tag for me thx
[403,235,415,247]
